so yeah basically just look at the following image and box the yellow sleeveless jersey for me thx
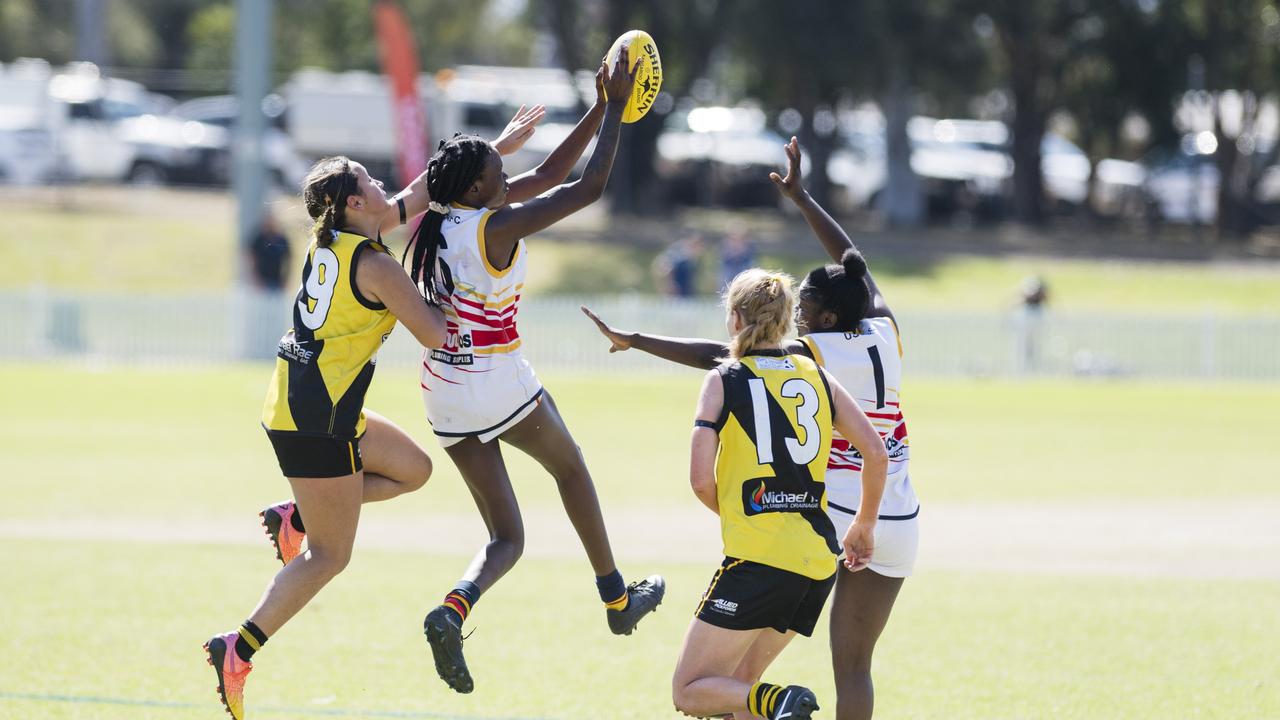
[712,350,839,580]
[262,231,397,439]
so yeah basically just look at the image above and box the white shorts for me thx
[826,503,919,578]
[422,352,543,448]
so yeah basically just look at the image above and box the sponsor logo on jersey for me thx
[754,356,796,371]
[277,335,316,365]
[743,479,820,516]
[430,349,474,366]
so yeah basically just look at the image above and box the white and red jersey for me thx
[798,316,919,520]
[421,204,543,446]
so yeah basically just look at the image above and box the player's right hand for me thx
[601,44,637,107]
[581,306,633,353]
[842,519,875,572]
[769,136,805,200]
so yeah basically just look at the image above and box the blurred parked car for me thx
[1143,132,1280,224]
[657,106,797,207]
[171,94,309,190]
[0,60,58,184]
[49,64,230,186]
[830,116,1146,220]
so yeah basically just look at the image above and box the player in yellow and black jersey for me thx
[201,112,547,720]
[671,269,889,720]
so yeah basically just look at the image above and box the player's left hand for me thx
[580,305,633,353]
[842,520,875,572]
[494,104,546,156]
[769,136,805,200]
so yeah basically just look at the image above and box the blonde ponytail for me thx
[723,268,795,361]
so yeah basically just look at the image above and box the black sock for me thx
[597,569,628,610]
[290,507,305,533]
[233,620,268,663]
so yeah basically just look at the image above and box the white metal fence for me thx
[2,288,1278,380]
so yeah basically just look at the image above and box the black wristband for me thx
[397,197,407,224]
[694,419,717,430]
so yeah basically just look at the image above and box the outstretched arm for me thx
[482,45,637,266]
[378,105,546,233]
[771,136,895,322]
[580,306,808,370]
[505,68,608,204]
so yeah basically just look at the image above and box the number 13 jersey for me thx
[262,231,397,439]
[713,350,839,580]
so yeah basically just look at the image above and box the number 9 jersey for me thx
[262,231,398,439]
[711,350,839,581]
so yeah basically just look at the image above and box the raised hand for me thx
[594,65,607,107]
[493,104,547,156]
[580,305,633,353]
[601,44,638,106]
[768,135,804,200]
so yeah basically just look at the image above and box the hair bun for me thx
[841,248,868,278]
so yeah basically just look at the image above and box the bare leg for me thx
[672,619,765,717]
[359,409,433,502]
[443,436,525,592]
[248,472,363,635]
[829,569,904,720]
[731,630,798,720]
[499,393,617,576]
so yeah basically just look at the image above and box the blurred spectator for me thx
[653,235,704,298]
[719,231,756,289]
[1014,275,1050,374]
[248,214,291,291]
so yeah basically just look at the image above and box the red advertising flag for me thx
[373,1,428,188]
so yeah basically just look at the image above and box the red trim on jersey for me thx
[422,360,495,375]
[471,327,519,345]
[422,364,462,385]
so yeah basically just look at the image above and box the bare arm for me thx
[823,368,888,572]
[690,369,723,514]
[505,70,607,204]
[580,306,813,369]
[377,105,547,233]
[771,136,895,323]
[482,46,636,266]
[355,250,448,348]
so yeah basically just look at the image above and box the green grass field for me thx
[6,187,1280,315]
[1,365,1278,719]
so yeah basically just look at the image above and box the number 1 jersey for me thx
[262,231,397,439]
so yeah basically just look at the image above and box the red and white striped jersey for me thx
[799,317,919,520]
[421,204,542,443]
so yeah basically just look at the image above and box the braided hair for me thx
[800,247,871,332]
[723,268,796,361]
[302,156,359,248]
[404,134,492,304]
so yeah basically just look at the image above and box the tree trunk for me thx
[797,100,835,210]
[878,58,922,226]
[1008,41,1046,225]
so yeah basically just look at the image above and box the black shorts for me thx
[695,557,836,637]
[266,431,363,478]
